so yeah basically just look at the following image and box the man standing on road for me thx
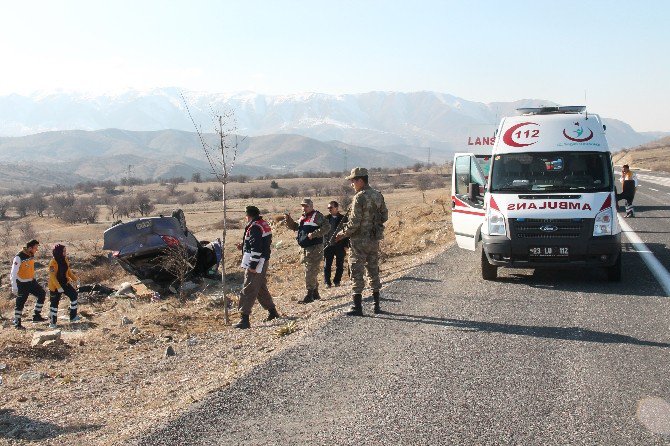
[323,201,349,288]
[617,164,638,218]
[285,198,330,304]
[235,206,280,329]
[335,167,388,316]
[9,239,47,329]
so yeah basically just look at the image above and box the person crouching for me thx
[48,244,81,328]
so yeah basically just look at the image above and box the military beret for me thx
[345,167,368,180]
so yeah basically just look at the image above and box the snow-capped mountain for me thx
[0,89,664,156]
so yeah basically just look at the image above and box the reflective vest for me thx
[14,251,35,281]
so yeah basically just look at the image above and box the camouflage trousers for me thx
[301,245,323,291]
[349,239,381,295]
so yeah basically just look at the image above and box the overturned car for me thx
[103,210,220,290]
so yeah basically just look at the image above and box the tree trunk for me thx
[222,178,230,324]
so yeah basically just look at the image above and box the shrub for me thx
[0,199,9,219]
[134,193,155,216]
[13,197,31,218]
[206,187,223,201]
[17,221,37,240]
[165,183,179,196]
[178,192,197,205]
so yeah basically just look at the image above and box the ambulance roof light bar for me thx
[516,106,587,115]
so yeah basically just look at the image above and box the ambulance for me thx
[451,106,621,281]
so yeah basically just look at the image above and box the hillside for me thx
[0,89,664,157]
[0,130,418,189]
[611,136,670,172]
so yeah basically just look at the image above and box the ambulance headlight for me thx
[487,207,506,236]
[593,208,612,236]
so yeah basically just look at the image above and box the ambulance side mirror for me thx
[468,183,480,201]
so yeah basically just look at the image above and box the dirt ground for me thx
[0,184,454,445]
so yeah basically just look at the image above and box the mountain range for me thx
[0,130,417,190]
[2,89,666,157]
[1,89,668,191]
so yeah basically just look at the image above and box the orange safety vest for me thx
[14,250,35,281]
[48,258,77,292]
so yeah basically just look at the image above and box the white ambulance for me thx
[451,106,621,281]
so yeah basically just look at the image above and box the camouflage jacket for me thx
[341,185,388,241]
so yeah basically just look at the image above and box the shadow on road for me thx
[487,250,668,297]
[0,409,101,441]
[376,312,670,348]
[632,205,670,213]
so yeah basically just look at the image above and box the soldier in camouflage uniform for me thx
[285,198,331,304]
[335,167,388,315]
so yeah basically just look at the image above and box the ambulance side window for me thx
[470,157,486,188]
[455,156,471,196]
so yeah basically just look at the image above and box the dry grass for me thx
[0,181,454,446]
[612,138,670,172]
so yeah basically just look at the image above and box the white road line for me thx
[637,174,670,188]
[618,215,670,296]
[649,188,659,192]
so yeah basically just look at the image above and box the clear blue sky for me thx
[1,0,668,131]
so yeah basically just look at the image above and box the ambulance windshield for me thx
[490,151,612,193]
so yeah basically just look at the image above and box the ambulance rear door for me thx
[452,153,488,250]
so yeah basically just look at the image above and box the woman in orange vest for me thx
[48,244,80,328]
[9,239,47,329]
[617,164,638,217]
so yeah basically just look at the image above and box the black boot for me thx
[313,289,321,300]
[13,318,25,330]
[32,313,47,323]
[345,294,363,316]
[234,314,250,329]
[373,291,382,314]
[264,306,280,322]
[298,290,314,304]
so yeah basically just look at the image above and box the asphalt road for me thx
[138,180,670,446]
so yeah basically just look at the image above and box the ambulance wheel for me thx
[606,250,622,282]
[481,248,498,281]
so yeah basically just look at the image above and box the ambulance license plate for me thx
[529,247,568,257]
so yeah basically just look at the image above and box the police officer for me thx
[335,168,388,315]
[9,239,47,329]
[285,198,330,303]
[323,201,349,287]
[235,206,279,329]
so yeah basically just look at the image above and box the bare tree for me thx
[182,93,244,324]
[17,221,37,240]
[30,192,49,217]
[0,221,12,246]
[134,192,155,216]
[0,199,8,220]
[166,183,179,196]
[13,197,30,218]
[156,243,196,301]
[414,173,445,203]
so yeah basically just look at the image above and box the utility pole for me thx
[427,147,431,166]
[343,147,348,172]
[126,164,134,191]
